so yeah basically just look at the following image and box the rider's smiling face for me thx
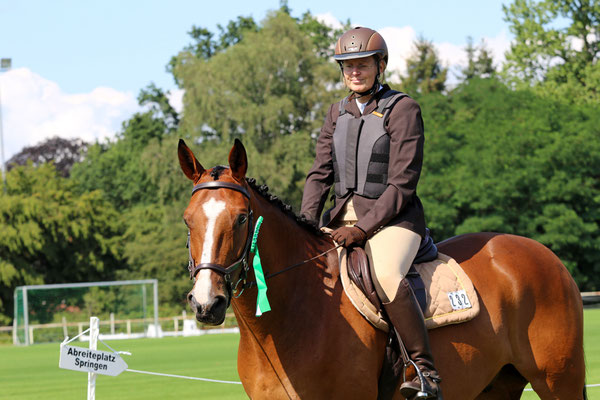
[341,56,383,95]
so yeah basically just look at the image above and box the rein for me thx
[244,244,342,290]
[186,180,340,297]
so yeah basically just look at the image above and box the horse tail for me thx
[582,356,588,400]
[583,348,588,400]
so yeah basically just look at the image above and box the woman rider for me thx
[300,27,442,399]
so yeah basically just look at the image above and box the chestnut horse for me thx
[178,139,585,399]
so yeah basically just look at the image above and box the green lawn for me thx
[0,334,245,400]
[0,309,598,399]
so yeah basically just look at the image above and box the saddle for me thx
[340,230,480,400]
[346,228,437,315]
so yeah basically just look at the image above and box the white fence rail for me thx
[2,312,237,344]
[3,292,599,342]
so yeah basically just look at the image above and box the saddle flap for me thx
[341,249,480,332]
[347,247,381,311]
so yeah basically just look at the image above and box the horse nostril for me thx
[187,292,194,303]
[214,295,226,310]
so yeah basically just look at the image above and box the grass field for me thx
[1,309,598,399]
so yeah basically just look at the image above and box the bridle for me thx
[186,181,254,298]
[185,179,342,299]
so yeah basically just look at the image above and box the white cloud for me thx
[0,68,140,160]
[315,12,344,30]
[379,26,418,77]
[316,14,512,84]
[167,88,184,114]
[0,25,513,164]
[383,28,512,84]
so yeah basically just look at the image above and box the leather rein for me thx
[186,180,340,297]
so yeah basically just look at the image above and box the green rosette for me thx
[250,216,271,316]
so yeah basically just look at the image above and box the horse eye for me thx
[237,214,248,226]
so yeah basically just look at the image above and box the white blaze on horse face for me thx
[192,197,226,304]
[200,198,226,263]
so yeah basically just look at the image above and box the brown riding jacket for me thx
[300,85,426,238]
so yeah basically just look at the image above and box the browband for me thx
[192,181,250,199]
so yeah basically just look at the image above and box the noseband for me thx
[186,181,254,295]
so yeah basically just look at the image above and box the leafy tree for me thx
[167,15,258,83]
[399,36,448,96]
[70,110,168,210]
[460,36,496,81]
[138,83,180,132]
[6,137,88,177]
[116,203,190,315]
[419,77,600,289]
[173,10,342,150]
[297,11,347,58]
[503,0,600,103]
[0,164,124,324]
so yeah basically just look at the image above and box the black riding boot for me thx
[382,278,442,400]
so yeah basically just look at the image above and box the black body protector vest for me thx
[332,90,407,199]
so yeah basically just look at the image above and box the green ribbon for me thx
[250,216,271,316]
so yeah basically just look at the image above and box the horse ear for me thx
[228,139,247,181]
[178,139,205,182]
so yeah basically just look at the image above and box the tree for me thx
[167,15,259,84]
[460,36,495,81]
[138,83,180,132]
[399,36,448,96]
[172,10,342,150]
[70,109,168,210]
[503,0,600,103]
[297,11,347,58]
[116,202,190,315]
[418,77,600,289]
[6,137,88,177]
[0,163,124,324]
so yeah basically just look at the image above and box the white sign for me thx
[447,290,472,311]
[59,345,128,376]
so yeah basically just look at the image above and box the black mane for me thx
[210,165,228,180]
[245,177,323,236]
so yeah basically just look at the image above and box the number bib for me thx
[447,290,472,310]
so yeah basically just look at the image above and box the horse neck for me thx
[232,191,337,332]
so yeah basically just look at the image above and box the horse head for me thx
[178,138,252,325]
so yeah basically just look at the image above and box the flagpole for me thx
[0,58,11,193]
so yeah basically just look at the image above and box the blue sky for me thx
[0,0,512,159]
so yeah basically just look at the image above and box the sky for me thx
[0,0,513,161]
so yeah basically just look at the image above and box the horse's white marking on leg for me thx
[193,198,226,304]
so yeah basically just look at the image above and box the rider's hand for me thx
[331,226,367,247]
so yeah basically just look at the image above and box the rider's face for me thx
[341,56,383,95]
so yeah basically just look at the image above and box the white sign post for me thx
[59,317,129,399]
[88,316,98,400]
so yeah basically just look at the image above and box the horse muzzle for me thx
[187,292,229,325]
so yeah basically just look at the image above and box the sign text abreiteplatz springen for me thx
[59,344,128,376]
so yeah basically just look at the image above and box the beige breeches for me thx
[331,198,421,303]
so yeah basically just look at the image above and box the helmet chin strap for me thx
[338,58,383,99]
[353,75,380,98]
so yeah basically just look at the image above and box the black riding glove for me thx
[332,226,367,247]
